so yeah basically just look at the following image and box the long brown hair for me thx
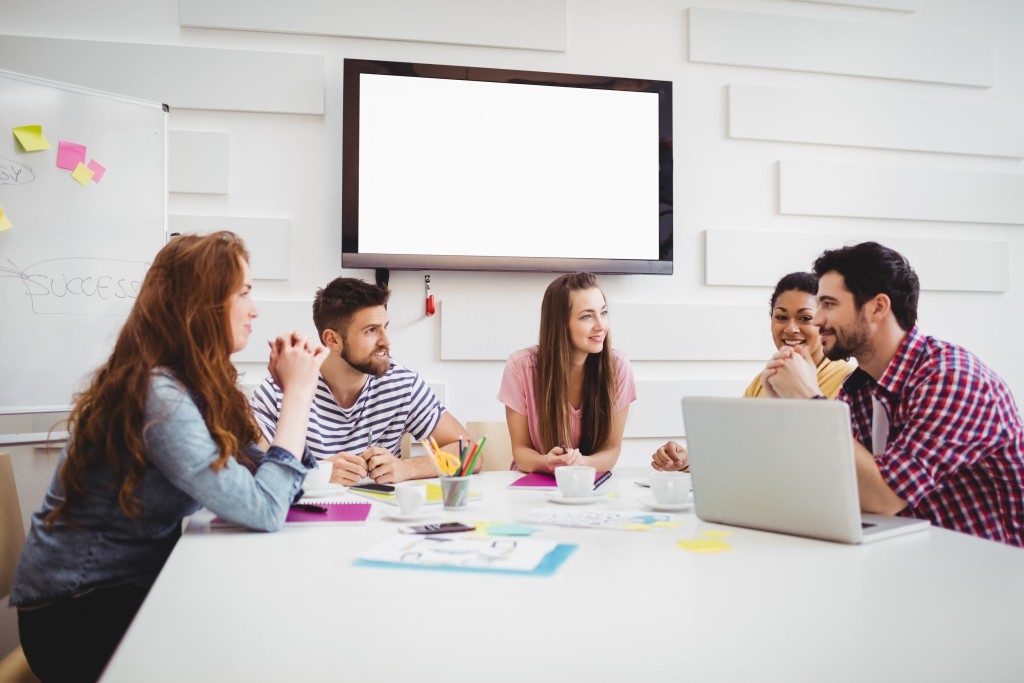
[535,272,615,455]
[47,231,260,524]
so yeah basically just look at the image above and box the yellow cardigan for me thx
[743,357,855,399]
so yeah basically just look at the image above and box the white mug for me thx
[395,482,426,516]
[650,470,690,505]
[555,465,596,498]
[303,460,333,491]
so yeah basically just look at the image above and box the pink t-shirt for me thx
[497,346,637,457]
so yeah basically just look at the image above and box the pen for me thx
[593,471,612,489]
[290,503,327,513]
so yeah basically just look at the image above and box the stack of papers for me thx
[355,535,576,576]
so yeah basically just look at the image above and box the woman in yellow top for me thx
[652,272,855,471]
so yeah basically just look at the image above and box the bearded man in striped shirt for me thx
[252,277,475,485]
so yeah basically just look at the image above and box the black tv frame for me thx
[342,59,673,275]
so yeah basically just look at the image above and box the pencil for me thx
[463,436,486,475]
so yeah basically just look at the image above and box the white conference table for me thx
[101,466,1024,683]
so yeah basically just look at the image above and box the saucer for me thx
[381,510,435,522]
[547,491,604,505]
[637,495,693,512]
[301,483,345,499]
[634,479,651,488]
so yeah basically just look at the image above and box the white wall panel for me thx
[689,8,994,86]
[0,34,324,114]
[442,301,770,361]
[169,214,292,280]
[706,230,1010,292]
[729,84,1024,158]
[780,160,1024,225]
[785,0,917,9]
[626,380,750,438]
[169,131,229,194]
[180,0,567,52]
[232,301,316,363]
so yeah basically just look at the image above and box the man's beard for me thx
[824,312,870,361]
[341,346,390,377]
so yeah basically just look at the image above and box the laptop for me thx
[681,397,929,544]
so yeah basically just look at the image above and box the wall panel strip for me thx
[689,8,994,86]
[169,131,229,195]
[780,160,1024,225]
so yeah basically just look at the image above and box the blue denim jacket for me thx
[10,370,313,607]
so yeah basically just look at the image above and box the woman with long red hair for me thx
[10,232,326,682]
[498,272,636,473]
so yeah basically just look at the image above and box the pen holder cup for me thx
[439,475,471,511]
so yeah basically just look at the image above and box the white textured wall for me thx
[2,4,1023,651]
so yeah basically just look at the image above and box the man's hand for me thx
[364,447,408,484]
[652,441,688,471]
[328,452,368,486]
[764,345,821,399]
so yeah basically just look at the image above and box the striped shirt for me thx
[250,361,445,460]
[840,326,1024,547]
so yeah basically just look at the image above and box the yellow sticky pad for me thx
[621,523,652,532]
[0,208,11,232]
[12,125,51,151]
[677,539,732,554]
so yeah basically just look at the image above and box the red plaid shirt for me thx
[839,327,1024,547]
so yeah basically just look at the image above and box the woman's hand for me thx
[652,441,688,471]
[270,332,327,400]
[542,446,576,472]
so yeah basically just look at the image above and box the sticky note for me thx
[56,140,87,170]
[0,207,11,232]
[487,524,537,537]
[71,162,95,186]
[621,524,653,532]
[87,160,106,183]
[12,125,51,152]
[677,539,732,554]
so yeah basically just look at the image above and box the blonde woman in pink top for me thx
[497,272,637,473]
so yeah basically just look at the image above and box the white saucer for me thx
[547,491,604,505]
[637,495,693,512]
[301,483,345,499]
[381,510,436,522]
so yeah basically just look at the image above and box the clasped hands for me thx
[760,344,821,399]
[542,446,582,472]
[329,447,407,486]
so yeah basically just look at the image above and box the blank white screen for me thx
[358,74,660,260]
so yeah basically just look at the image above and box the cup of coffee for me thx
[555,465,596,498]
[395,482,426,516]
[650,470,690,505]
[303,460,333,491]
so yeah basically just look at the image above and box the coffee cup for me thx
[395,482,426,516]
[650,470,690,505]
[303,460,333,491]
[555,465,596,498]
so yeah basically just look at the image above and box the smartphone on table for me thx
[399,522,475,535]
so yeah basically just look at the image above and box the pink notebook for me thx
[213,502,371,527]
[508,471,611,490]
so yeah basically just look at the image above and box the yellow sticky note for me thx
[0,207,11,232]
[621,523,652,532]
[71,162,95,186]
[12,125,52,152]
[699,530,733,538]
[677,539,732,554]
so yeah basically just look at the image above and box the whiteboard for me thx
[0,70,166,412]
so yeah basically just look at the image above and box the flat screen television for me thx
[342,59,673,274]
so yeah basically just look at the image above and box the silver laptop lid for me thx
[682,397,864,544]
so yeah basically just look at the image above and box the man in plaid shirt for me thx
[764,242,1023,547]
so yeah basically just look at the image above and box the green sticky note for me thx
[487,524,536,537]
[12,125,52,152]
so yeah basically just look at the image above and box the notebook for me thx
[212,501,371,527]
[508,471,612,490]
[348,482,482,506]
[681,397,930,544]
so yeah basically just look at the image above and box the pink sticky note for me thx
[87,159,106,183]
[56,140,86,170]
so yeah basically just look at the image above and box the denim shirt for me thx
[10,370,314,607]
